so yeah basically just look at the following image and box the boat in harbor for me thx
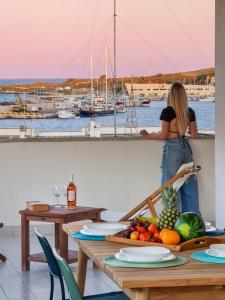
[140,99,151,107]
[116,105,127,113]
[80,104,114,117]
[199,96,215,102]
[80,52,114,117]
[57,110,76,119]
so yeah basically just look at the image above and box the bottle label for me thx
[68,191,75,201]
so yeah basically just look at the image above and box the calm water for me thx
[0,93,215,132]
[0,78,215,132]
[0,78,65,85]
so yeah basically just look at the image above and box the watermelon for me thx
[174,212,206,242]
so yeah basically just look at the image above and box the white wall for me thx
[0,138,214,226]
[215,0,225,228]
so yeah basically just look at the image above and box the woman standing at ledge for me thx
[140,82,199,213]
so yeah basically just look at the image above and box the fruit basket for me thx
[106,164,225,252]
[106,234,225,252]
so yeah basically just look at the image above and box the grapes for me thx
[143,221,150,229]
[122,229,131,239]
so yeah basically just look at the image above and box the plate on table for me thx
[83,223,127,235]
[80,228,116,236]
[115,252,176,263]
[205,226,217,232]
[120,246,171,260]
[84,222,127,231]
[205,249,225,258]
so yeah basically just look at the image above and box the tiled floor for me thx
[0,234,120,300]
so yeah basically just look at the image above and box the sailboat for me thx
[80,52,114,117]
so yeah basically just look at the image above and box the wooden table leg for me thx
[94,212,101,222]
[21,214,30,271]
[0,254,6,262]
[58,223,68,262]
[132,288,150,300]
[55,223,60,252]
[0,223,6,262]
[76,247,88,297]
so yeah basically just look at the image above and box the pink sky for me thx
[0,0,214,78]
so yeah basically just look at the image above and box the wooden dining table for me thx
[63,223,225,300]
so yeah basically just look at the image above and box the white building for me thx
[125,83,215,99]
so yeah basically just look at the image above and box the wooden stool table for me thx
[19,206,104,271]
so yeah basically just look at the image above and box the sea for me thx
[0,79,215,133]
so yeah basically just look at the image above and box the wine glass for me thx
[62,186,67,199]
[52,185,64,208]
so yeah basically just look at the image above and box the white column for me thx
[215,0,225,227]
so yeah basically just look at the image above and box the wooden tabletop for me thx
[64,223,225,290]
[20,206,105,217]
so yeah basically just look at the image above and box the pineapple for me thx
[157,186,181,230]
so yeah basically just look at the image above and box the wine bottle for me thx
[67,173,76,209]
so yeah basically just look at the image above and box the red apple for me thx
[148,223,159,234]
[136,225,147,233]
[140,232,151,241]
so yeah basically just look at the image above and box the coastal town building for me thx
[125,83,215,99]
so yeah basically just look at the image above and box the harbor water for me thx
[0,93,215,132]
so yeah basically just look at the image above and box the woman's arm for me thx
[189,121,198,139]
[140,121,169,140]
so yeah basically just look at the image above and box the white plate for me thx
[120,246,170,260]
[115,252,176,263]
[84,223,127,232]
[80,228,116,236]
[205,249,225,258]
[205,226,217,232]
[210,244,225,256]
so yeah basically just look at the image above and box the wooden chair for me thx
[119,164,201,221]
[0,223,6,262]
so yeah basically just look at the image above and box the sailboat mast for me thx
[105,45,108,106]
[91,51,94,106]
[113,0,117,136]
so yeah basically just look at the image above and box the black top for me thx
[160,106,196,123]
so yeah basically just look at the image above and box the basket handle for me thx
[180,236,225,251]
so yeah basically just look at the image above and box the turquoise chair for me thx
[52,248,130,300]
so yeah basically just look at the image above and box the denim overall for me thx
[161,137,200,214]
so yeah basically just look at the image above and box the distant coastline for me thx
[0,67,215,93]
[0,78,66,85]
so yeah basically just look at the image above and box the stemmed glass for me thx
[62,186,67,200]
[52,185,64,208]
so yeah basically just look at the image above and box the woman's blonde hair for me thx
[167,82,189,136]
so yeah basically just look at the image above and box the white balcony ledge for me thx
[0,137,214,227]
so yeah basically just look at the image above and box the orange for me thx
[159,228,171,240]
[161,230,180,245]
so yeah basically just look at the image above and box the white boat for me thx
[116,105,127,113]
[199,97,215,102]
[57,110,75,119]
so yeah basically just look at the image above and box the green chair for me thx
[53,248,130,300]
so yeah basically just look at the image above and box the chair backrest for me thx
[53,248,82,300]
[34,227,62,278]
